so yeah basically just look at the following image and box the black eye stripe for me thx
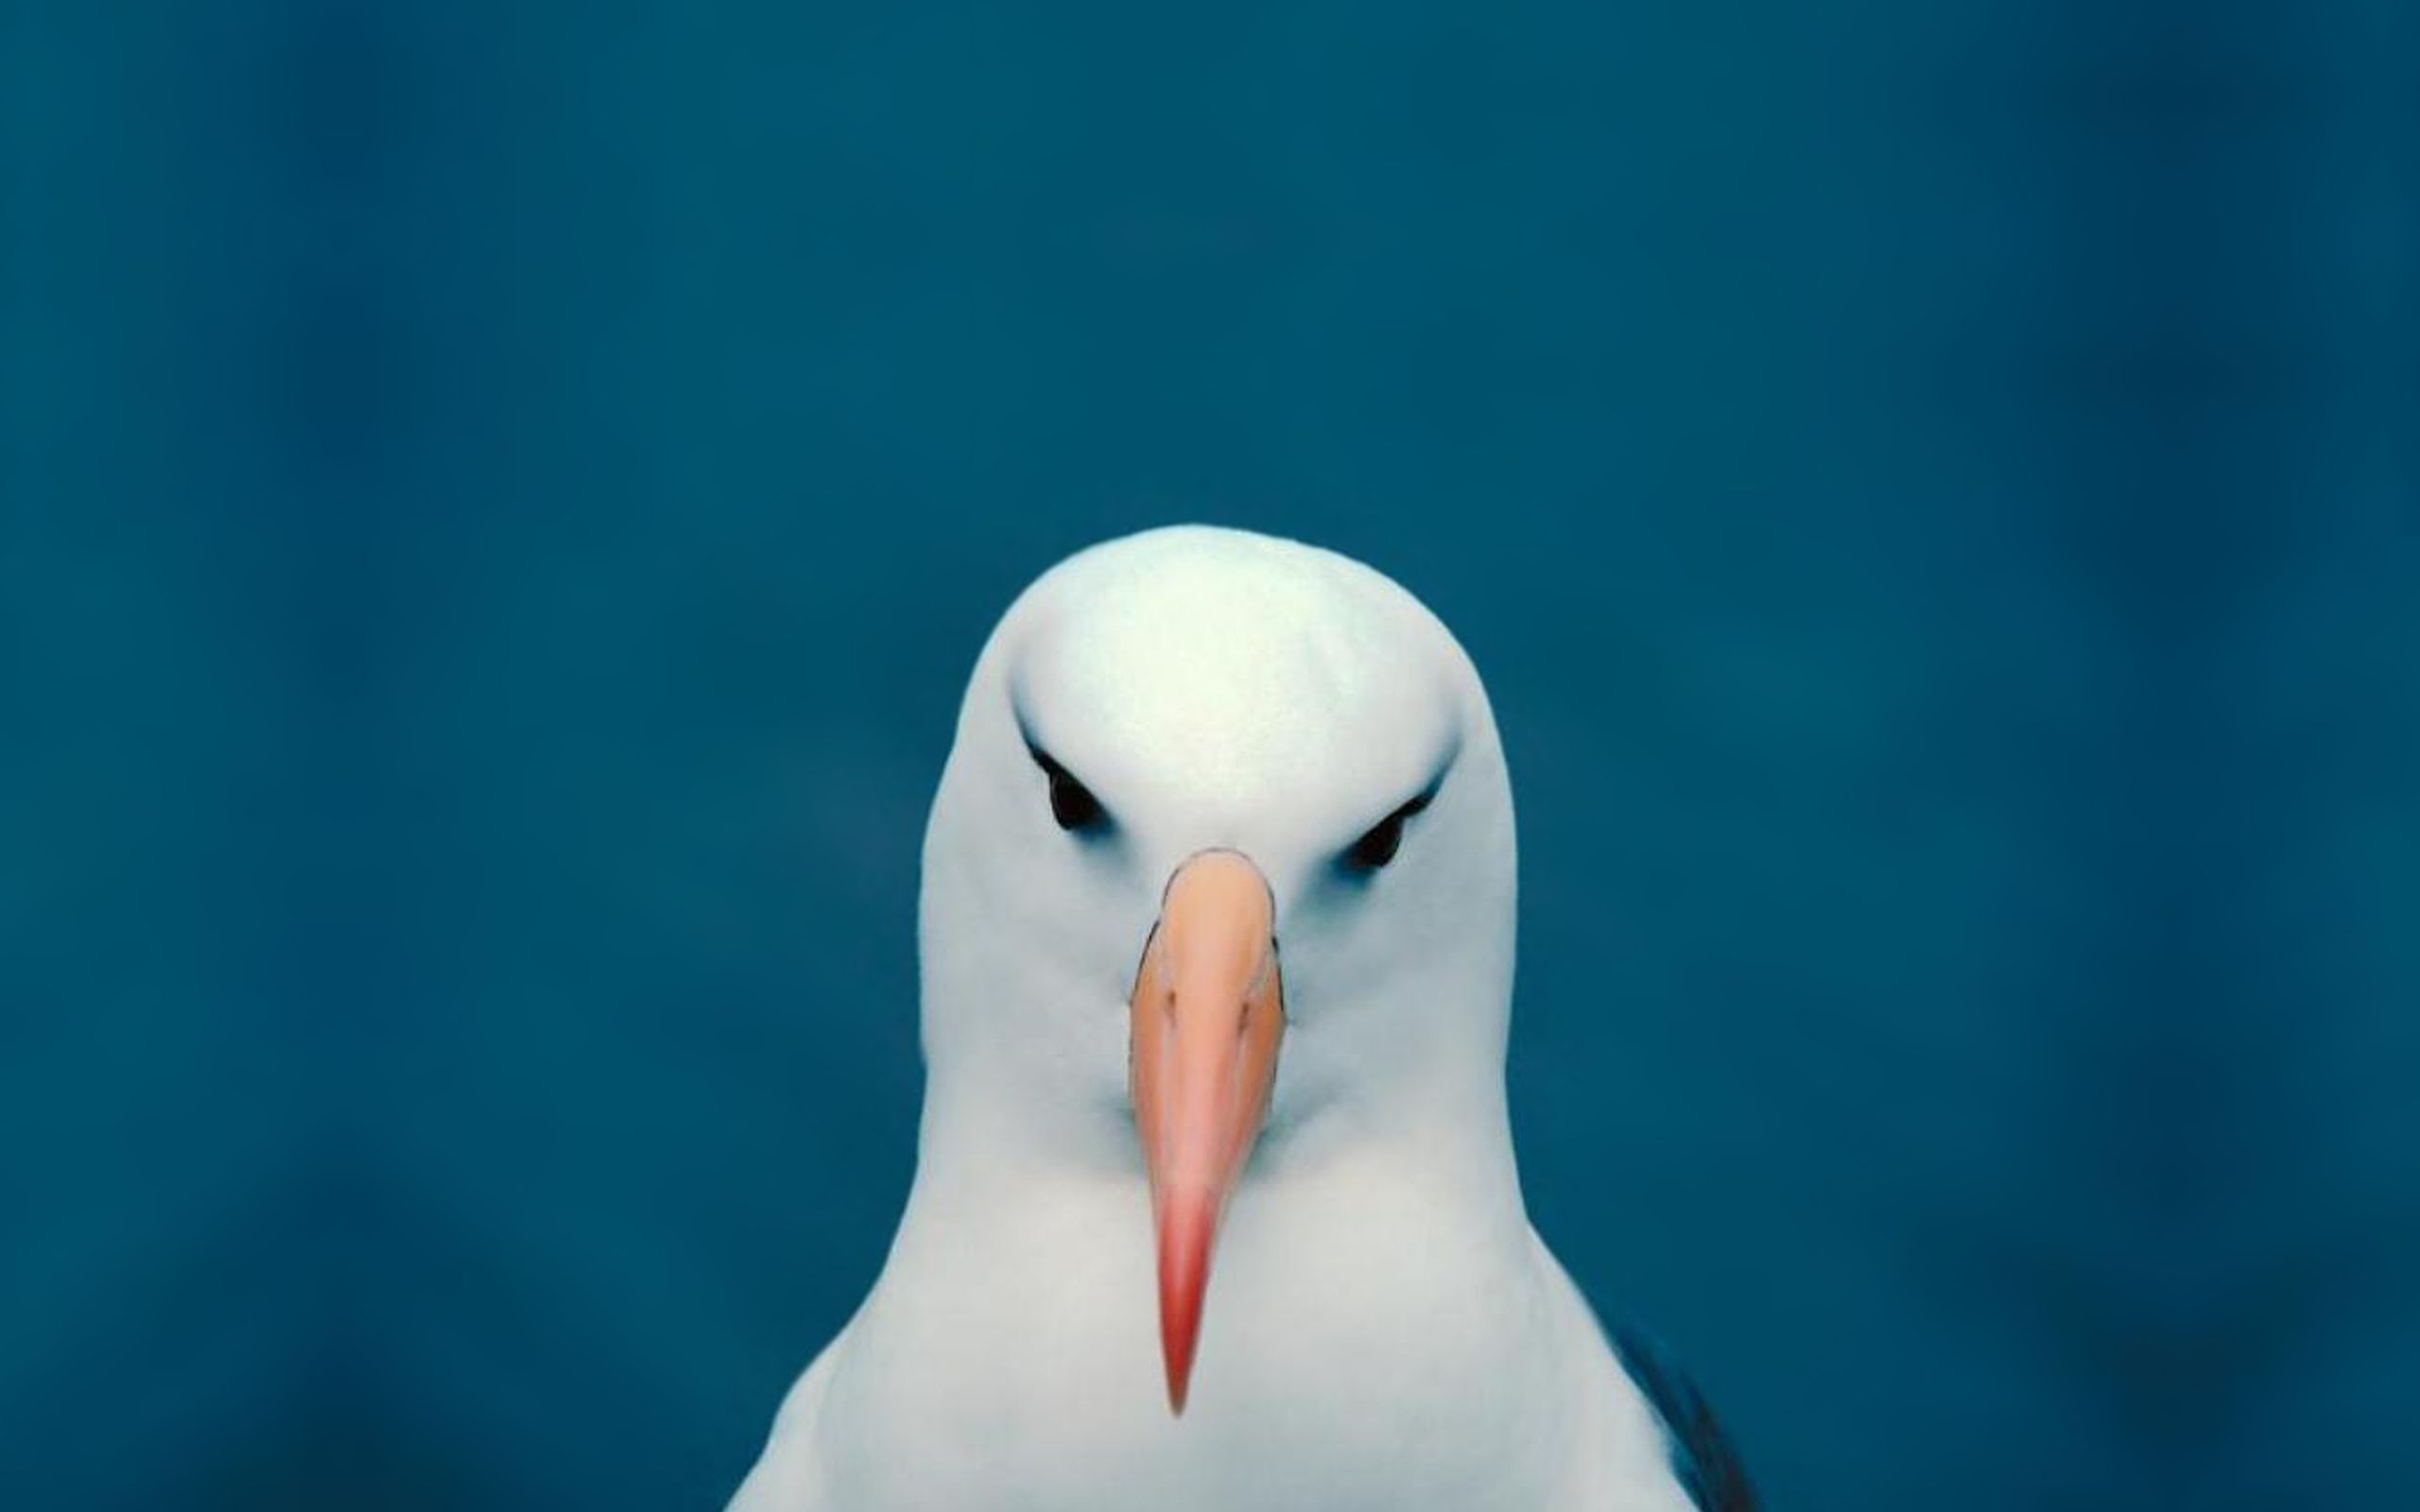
[1342,791,1432,872]
[1027,745,1107,833]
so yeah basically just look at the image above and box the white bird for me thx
[729,525,1752,1512]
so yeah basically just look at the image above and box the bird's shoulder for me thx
[724,1329,850,1512]
[1604,1321,1757,1512]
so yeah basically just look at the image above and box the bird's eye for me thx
[1028,747,1105,833]
[1342,792,1431,872]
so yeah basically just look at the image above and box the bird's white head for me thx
[914,525,1519,1414]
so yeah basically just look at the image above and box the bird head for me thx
[915,525,1518,1415]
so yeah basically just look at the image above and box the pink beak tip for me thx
[1157,1199,1213,1416]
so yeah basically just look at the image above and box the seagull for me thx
[728,525,1754,1512]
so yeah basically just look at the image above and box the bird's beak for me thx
[1129,849,1284,1417]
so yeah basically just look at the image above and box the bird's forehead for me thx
[1011,547,1460,828]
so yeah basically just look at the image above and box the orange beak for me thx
[1129,850,1285,1417]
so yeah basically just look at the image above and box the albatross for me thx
[728,524,1754,1512]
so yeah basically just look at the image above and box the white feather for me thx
[731,526,1695,1512]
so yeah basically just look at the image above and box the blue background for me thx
[5,3,2415,1509]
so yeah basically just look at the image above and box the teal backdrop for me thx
[5,3,2415,1509]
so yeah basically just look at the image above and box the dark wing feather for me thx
[1606,1323,1757,1512]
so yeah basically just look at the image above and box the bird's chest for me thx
[816,1171,1578,1512]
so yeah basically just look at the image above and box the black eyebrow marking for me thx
[1337,759,1453,874]
[1359,747,1455,836]
[1027,742,1106,829]
[1024,739,1084,792]
[1364,787,1433,836]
